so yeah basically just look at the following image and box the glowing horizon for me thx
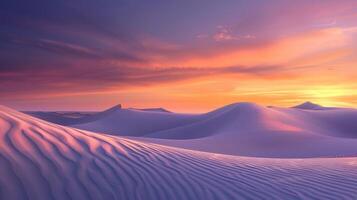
[1,0,357,112]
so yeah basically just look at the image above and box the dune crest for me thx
[65,102,357,158]
[292,101,328,110]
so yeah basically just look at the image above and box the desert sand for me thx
[1,103,357,199]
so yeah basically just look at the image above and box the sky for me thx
[1,0,357,112]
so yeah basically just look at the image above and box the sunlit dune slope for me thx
[70,102,357,158]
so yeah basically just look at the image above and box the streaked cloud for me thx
[211,25,255,42]
[1,0,357,111]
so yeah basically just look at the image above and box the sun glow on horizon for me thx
[1,0,357,111]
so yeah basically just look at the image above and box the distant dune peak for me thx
[220,102,262,110]
[293,101,325,110]
[208,102,264,114]
[103,103,122,112]
[129,107,171,113]
[103,104,172,113]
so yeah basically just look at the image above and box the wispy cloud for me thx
[1,0,357,110]
[213,26,240,41]
[0,63,283,98]
[199,25,256,42]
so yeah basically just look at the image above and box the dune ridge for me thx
[1,106,357,199]
[69,102,357,158]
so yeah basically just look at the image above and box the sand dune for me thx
[1,105,357,199]
[25,105,171,126]
[71,105,202,137]
[25,111,96,125]
[69,102,357,158]
[129,107,171,113]
[292,101,329,110]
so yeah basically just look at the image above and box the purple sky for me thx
[1,0,357,111]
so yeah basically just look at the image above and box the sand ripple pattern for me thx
[1,106,357,200]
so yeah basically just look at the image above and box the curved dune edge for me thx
[69,102,357,158]
[1,106,357,199]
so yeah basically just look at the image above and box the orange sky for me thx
[80,27,357,112]
[1,0,357,112]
